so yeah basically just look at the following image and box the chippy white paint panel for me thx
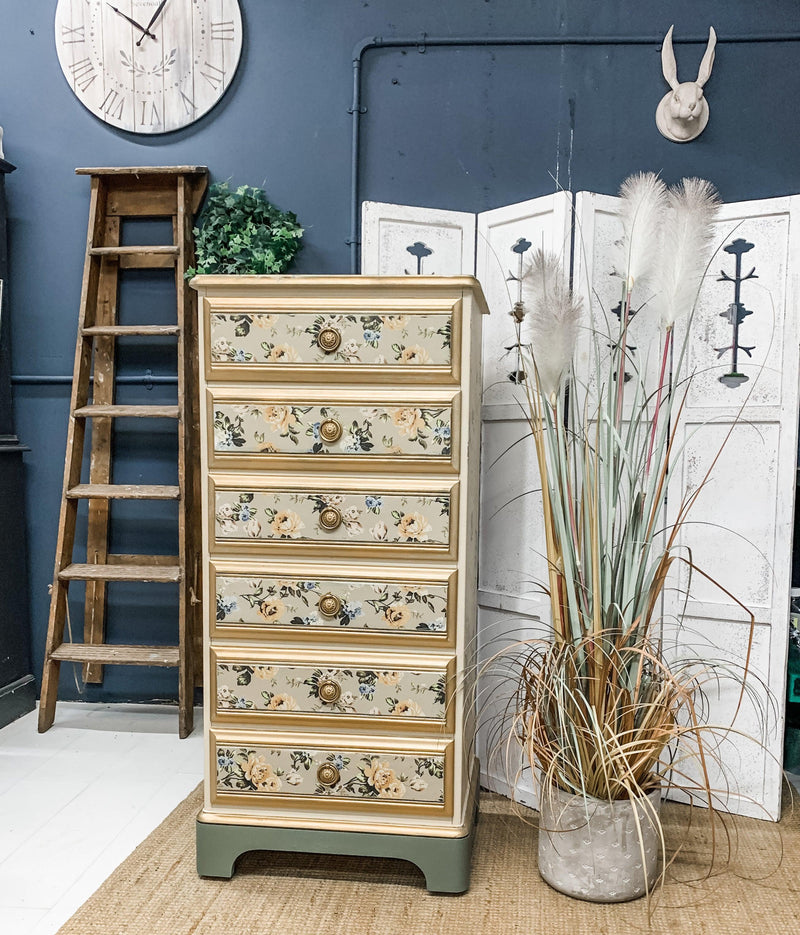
[476,194,572,412]
[360,202,476,276]
[572,191,664,413]
[663,196,800,821]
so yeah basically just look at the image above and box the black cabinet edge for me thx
[0,675,36,729]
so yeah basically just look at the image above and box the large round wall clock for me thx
[54,0,243,134]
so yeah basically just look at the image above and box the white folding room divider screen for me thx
[361,192,800,820]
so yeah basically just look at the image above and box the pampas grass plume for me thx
[654,177,721,330]
[615,172,668,293]
[520,248,583,403]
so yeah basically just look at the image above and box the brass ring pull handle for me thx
[317,762,341,787]
[318,593,343,617]
[317,327,342,353]
[319,506,342,531]
[319,418,343,444]
[318,678,342,704]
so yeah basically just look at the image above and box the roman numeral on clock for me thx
[199,61,225,90]
[101,89,125,121]
[140,100,161,128]
[211,21,236,41]
[179,90,197,115]
[61,24,85,44]
[69,57,96,92]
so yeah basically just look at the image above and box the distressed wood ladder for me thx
[39,166,208,738]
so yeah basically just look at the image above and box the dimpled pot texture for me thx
[537,783,662,902]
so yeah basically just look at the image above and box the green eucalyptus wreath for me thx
[186,181,303,278]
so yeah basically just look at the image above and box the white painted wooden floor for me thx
[0,703,204,934]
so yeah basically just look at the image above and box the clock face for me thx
[54,0,243,134]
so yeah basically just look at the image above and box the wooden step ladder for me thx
[39,166,209,738]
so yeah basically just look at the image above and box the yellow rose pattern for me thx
[209,312,451,367]
[216,575,448,634]
[214,490,451,545]
[216,746,445,804]
[213,403,452,459]
[216,664,447,720]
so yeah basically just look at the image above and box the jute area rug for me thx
[58,784,800,935]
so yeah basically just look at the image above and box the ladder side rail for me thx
[83,216,121,683]
[39,177,108,731]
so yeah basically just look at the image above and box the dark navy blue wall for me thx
[1,1,799,702]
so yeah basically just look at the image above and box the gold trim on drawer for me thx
[210,560,457,647]
[202,295,463,386]
[209,646,457,733]
[210,728,454,819]
[206,386,460,475]
[209,473,460,562]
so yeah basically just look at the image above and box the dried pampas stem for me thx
[520,248,583,404]
[654,177,721,330]
[616,172,668,293]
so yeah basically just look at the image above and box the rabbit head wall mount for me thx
[656,25,716,143]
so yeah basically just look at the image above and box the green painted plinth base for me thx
[196,816,476,894]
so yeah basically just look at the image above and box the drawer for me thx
[208,386,459,474]
[211,560,455,644]
[211,646,454,731]
[210,473,458,559]
[211,729,452,814]
[205,301,460,384]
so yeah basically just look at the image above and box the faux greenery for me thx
[186,182,303,278]
[484,173,764,905]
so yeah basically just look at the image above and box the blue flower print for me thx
[217,751,234,770]
[343,601,362,620]
[364,496,382,512]
[239,505,252,522]
[363,328,381,345]
[234,348,248,362]
[434,424,451,441]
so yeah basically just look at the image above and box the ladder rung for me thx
[50,644,180,667]
[89,245,180,256]
[67,484,181,500]
[106,554,179,566]
[73,404,180,419]
[59,563,182,583]
[82,325,180,337]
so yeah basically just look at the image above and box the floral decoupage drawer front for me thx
[213,736,450,809]
[212,481,455,553]
[213,655,451,726]
[213,565,453,639]
[207,308,455,380]
[211,399,456,469]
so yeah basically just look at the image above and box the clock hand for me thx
[135,0,170,46]
[106,4,157,41]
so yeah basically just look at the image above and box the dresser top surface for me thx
[189,274,490,315]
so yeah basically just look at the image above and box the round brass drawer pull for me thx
[317,762,341,787]
[318,593,343,617]
[318,678,342,704]
[319,506,342,531]
[317,327,342,353]
[319,418,343,444]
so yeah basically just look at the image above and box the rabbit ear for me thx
[696,26,717,87]
[661,25,679,90]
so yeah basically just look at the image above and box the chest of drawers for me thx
[191,275,488,893]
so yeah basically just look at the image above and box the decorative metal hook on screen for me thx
[611,299,640,383]
[715,237,757,388]
[505,236,533,384]
[405,240,433,274]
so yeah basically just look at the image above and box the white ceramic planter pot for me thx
[538,783,662,902]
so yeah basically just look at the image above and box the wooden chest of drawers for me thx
[191,276,488,893]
